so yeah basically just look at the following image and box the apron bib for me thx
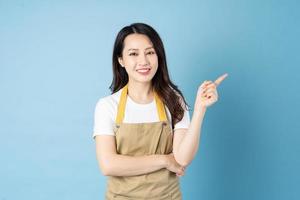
[105,84,182,200]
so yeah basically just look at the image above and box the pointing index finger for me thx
[214,73,228,86]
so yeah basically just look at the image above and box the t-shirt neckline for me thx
[127,95,155,106]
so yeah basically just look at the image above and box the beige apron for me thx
[105,84,182,200]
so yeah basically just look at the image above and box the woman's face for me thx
[118,33,158,85]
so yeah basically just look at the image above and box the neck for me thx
[127,81,154,104]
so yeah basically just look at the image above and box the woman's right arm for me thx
[95,135,184,177]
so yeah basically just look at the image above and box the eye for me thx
[147,51,155,55]
[129,52,138,56]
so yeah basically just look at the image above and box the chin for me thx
[132,77,154,84]
[133,74,156,83]
[136,78,153,84]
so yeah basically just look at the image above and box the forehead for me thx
[123,33,153,50]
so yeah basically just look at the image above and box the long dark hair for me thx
[109,22,189,129]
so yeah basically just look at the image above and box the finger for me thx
[203,83,216,89]
[204,90,217,96]
[214,73,228,86]
[176,170,185,176]
[201,83,217,92]
[204,95,216,100]
[201,86,217,95]
[202,91,214,98]
[203,91,217,99]
[201,88,218,96]
[207,94,217,99]
[202,86,216,94]
[177,168,184,174]
[204,95,215,100]
[200,80,213,88]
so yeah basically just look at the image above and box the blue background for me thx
[1,0,299,199]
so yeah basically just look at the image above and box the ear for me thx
[118,57,124,67]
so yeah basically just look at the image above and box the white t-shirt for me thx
[92,88,190,139]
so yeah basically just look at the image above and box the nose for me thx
[137,53,149,66]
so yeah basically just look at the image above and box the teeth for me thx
[137,69,150,72]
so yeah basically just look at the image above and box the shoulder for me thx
[93,90,122,121]
[92,90,122,137]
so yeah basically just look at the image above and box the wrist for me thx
[194,106,207,114]
[161,155,169,168]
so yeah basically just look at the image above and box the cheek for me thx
[123,57,136,66]
[150,56,158,67]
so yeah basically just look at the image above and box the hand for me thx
[165,153,185,177]
[194,73,228,110]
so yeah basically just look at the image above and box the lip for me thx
[136,67,151,75]
[136,67,151,71]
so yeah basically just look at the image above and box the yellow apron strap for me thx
[154,92,167,121]
[115,84,167,123]
[115,84,128,124]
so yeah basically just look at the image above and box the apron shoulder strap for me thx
[154,92,167,121]
[115,84,128,124]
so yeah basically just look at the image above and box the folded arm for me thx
[95,135,184,177]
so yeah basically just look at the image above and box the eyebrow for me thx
[127,47,154,51]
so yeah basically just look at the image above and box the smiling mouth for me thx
[136,68,151,73]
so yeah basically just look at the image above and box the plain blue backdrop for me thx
[1,0,299,199]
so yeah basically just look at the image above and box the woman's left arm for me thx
[173,73,228,167]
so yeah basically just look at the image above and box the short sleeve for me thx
[174,105,190,130]
[92,99,115,139]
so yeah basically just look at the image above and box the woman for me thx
[93,22,228,199]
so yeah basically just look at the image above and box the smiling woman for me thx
[92,22,228,199]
